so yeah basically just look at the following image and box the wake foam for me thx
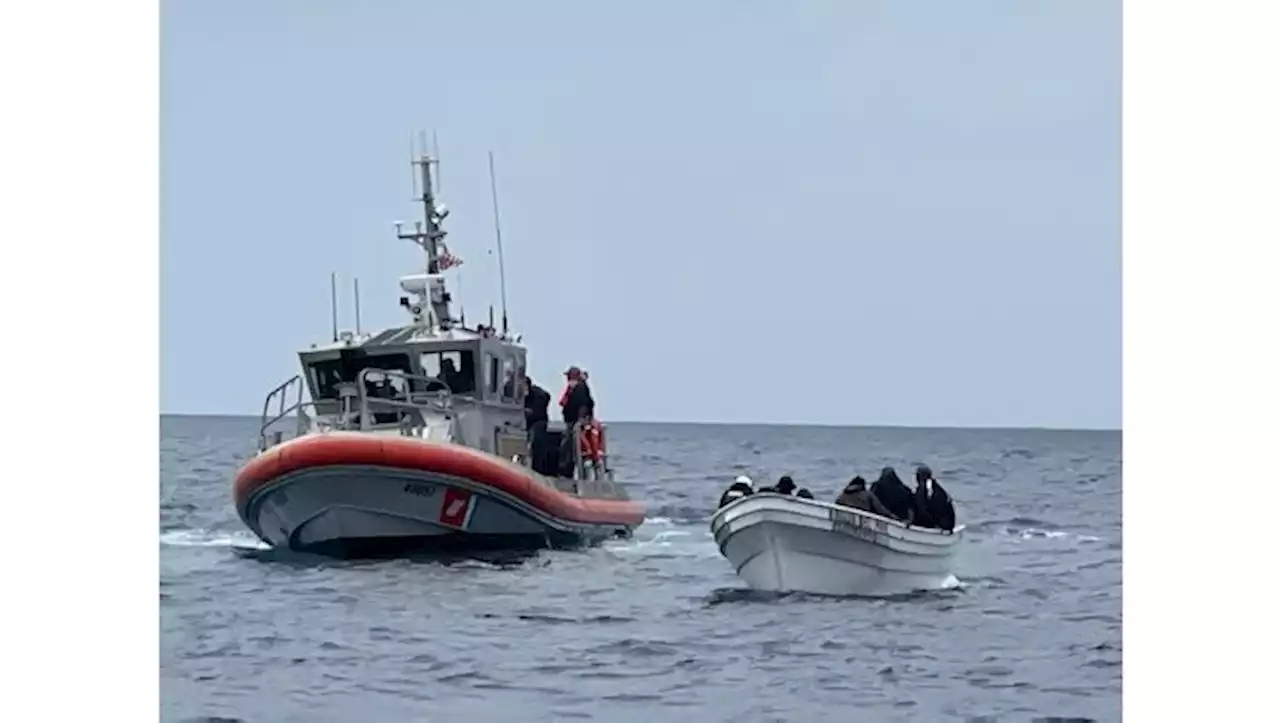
[969,518,1105,544]
[604,523,720,559]
[159,528,268,551]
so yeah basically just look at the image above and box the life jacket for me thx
[578,418,605,461]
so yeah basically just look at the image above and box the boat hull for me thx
[234,433,645,558]
[711,494,963,597]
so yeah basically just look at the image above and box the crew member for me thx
[795,488,815,499]
[522,374,550,436]
[913,464,956,532]
[560,366,595,426]
[869,467,916,524]
[835,476,873,511]
[518,375,551,474]
[718,475,755,508]
[440,357,460,391]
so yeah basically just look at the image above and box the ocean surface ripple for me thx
[161,416,1121,723]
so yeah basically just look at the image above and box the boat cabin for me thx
[300,328,526,408]
[293,324,529,457]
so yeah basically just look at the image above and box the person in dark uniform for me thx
[440,357,461,392]
[521,375,555,474]
[560,366,595,426]
[556,366,596,477]
[912,464,957,532]
[522,375,550,436]
[795,488,815,499]
[868,467,916,524]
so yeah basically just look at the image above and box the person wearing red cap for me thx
[559,365,594,426]
[556,366,601,476]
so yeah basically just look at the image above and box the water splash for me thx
[969,518,1106,545]
[160,528,269,551]
[605,523,720,559]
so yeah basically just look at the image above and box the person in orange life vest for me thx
[556,366,595,473]
[560,366,595,426]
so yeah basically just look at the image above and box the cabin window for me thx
[500,356,519,403]
[418,350,476,394]
[307,353,413,400]
[487,354,501,395]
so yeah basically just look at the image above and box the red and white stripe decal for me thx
[438,487,475,529]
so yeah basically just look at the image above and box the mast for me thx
[395,137,454,330]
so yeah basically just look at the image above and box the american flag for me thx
[438,246,464,270]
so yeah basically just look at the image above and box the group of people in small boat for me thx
[718,465,957,532]
[521,365,606,477]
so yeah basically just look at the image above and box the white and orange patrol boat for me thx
[233,144,645,558]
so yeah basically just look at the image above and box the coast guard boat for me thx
[710,486,963,597]
[232,145,646,558]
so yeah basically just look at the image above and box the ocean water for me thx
[160,415,1122,723]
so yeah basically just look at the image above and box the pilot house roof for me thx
[304,323,524,355]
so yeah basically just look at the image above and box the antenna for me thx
[432,130,441,194]
[457,271,465,327]
[488,150,510,333]
[330,272,339,342]
[353,277,362,335]
[409,133,419,198]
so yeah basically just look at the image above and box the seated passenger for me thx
[834,476,873,511]
[759,475,797,495]
[718,475,755,508]
[869,467,916,524]
[913,464,957,532]
[795,488,814,499]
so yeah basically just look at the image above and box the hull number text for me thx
[830,508,888,542]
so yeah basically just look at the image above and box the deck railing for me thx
[255,371,620,489]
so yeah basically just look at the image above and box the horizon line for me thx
[157,411,1120,434]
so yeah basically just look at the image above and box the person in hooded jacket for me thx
[758,475,797,495]
[912,464,956,532]
[718,475,755,508]
[835,476,873,512]
[869,467,916,524]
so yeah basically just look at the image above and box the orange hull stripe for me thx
[233,434,646,526]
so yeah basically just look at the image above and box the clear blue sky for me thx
[160,0,1119,429]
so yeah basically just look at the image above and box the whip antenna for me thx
[487,150,509,333]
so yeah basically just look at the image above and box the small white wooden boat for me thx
[710,492,964,597]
